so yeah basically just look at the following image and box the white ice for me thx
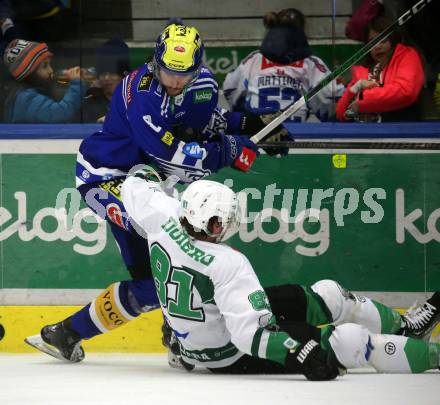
[0,354,438,405]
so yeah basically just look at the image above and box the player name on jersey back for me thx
[162,217,215,265]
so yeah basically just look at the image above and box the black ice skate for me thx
[402,292,440,341]
[162,319,194,372]
[25,318,85,362]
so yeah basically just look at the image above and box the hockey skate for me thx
[25,318,84,362]
[402,292,440,341]
[162,319,194,371]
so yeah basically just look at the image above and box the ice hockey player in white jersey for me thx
[25,168,440,379]
[223,8,345,123]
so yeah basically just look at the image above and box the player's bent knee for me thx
[329,323,371,369]
[124,279,159,313]
[311,279,354,323]
[368,334,411,373]
[265,284,308,322]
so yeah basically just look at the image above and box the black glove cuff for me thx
[239,113,265,135]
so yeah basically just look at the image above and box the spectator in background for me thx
[3,38,91,123]
[223,8,344,124]
[345,0,384,43]
[82,38,130,123]
[336,15,424,122]
[345,0,440,120]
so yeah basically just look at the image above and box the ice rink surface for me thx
[0,353,438,405]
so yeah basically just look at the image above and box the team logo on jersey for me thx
[193,89,212,104]
[174,45,186,53]
[161,131,174,146]
[138,73,153,92]
[174,93,184,106]
[183,142,205,159]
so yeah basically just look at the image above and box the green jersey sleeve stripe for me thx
[266,331,291,365]
[251,327,264,357]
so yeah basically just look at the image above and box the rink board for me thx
[1,125,440,352]
[0,149,439,292]
[0,306,165,353]
[1,305,439,353]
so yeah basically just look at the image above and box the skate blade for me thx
[25,334,70,362]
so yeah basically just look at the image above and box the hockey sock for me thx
[369,334,440,373]
[71,280,147,339]
[371,300,403,334]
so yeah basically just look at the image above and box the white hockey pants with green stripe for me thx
[310,280,439,373]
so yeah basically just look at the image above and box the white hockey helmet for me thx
[180,180,240,242]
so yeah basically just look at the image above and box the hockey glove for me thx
[221,134,259,172]
[130,165,163,183]
[129,165,179,198]
[285,339,342,381]
[239,112,292,156]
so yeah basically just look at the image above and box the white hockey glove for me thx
[129,165,179,198]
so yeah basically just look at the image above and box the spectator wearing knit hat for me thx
[3,38,90,123]
[82,38,130,123]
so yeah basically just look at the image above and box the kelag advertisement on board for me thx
[1,153,439,293]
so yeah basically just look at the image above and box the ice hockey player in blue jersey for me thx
[74,24,265,284]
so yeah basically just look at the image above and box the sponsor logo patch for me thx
[106,203,127,229]
[384,342,396,355]
[138,73,153,92]
[193,89,213,104]
[161,131,174,146]
[99,179,124,201]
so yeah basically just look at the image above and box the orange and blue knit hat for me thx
[3,39,53,81]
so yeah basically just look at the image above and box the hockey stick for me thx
[249,0,433,145]
[258,140,440,150]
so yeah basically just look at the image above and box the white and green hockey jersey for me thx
[121,176,294,368]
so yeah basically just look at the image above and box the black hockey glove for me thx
[285,339,343,381]
[239,112,291,156]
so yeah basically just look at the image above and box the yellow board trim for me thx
[0,306,165,353]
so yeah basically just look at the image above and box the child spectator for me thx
[82,38,130,123]
[2,38,90,123]
[223,8,344,123]
[336,15,425,122]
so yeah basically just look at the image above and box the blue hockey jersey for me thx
[76,63,241,185]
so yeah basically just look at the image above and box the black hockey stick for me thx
[258,140,440,150]
[250,0,433,145]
